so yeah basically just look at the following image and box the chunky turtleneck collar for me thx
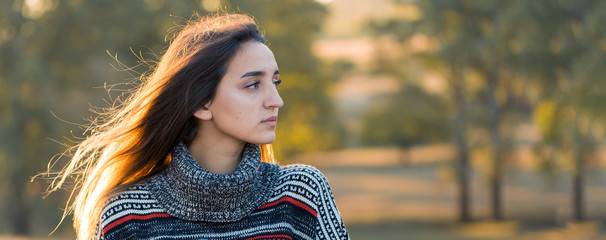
[147,142,279,222]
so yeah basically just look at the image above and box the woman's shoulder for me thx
[278,164,327,180]
[278,163,323,174]
[99,182,166,235]
[275,164,332,195]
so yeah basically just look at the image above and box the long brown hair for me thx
[45,14,275,240]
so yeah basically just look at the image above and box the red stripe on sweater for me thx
[245,234,293,240]
[102,213,171,235]
[258,196,317,217]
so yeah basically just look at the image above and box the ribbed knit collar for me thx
[147,142,279,222]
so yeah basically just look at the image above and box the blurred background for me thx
[1,0,606,239]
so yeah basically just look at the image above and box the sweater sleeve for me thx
[307,167,350,240]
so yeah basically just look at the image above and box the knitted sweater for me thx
[99,142,349,240]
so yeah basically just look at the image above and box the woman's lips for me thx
[261,116,277,127]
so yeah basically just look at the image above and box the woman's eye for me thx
[273,79,282,87]
[246,81,260,90]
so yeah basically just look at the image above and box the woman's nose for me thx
[264,85,284,109]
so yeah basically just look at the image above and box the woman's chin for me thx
[250,134,276,145]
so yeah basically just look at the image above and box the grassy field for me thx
[307,146,606,239]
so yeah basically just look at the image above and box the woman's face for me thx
[194,41,283,145]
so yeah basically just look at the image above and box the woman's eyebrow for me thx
[240,70,280,78]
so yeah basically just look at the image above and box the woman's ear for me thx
[193,103,212,120]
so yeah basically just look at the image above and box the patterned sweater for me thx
[99,142,349,239]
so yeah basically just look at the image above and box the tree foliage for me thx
[361,85,450,147]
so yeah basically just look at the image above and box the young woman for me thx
[49,14,349,239]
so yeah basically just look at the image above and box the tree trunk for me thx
[6,33,31,235]
[452,62,471,222]
[7,112,31,235]
[486,68,502,221]
[572,160,584,221]
[10,169,31,235]
[572,120,585,221]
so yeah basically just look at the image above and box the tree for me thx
[517,0,606,221]
[371,0,486,221]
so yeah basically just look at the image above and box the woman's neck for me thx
[187,135,245,175]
